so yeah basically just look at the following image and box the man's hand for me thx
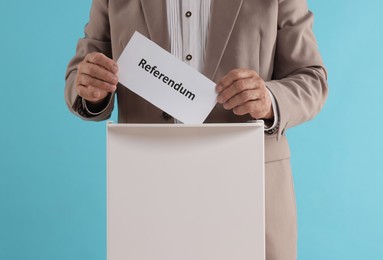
[216,69,274,120]
[75,52,119,104]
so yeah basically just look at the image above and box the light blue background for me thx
[0,0,382,259]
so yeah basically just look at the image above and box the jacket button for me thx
[186,54,192,61]
[162,112,172,120]
[185,11,192,18]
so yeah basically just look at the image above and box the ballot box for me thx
[107,122,265,260]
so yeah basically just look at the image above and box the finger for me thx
[234,100,271,119]
[216,69,256,93]
[79,62,119,86]
[233,100,264,117]
[222,89,260,110]
[76,84,108,102]
[85,52,119,74]
[217,77,257,104]
[77,74,117,93]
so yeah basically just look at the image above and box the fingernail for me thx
[216,85,222,92]
[217,96,223,104]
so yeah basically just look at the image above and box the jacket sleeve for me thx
[265,0,328,139]
[64,0,115,121]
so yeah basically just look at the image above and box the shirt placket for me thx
[181,0,198,70]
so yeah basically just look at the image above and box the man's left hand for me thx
[216,69,274,120]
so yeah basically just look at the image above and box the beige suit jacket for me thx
[65,0,328,258]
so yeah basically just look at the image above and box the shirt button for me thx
[162,112,172,120]
[185,11,192,18]
[186,54,192,61]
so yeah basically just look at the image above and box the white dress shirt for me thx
[166,0,211,72]
[166,0,278,130]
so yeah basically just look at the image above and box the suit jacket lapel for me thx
[204,0,244,80]
[140,0,170,51]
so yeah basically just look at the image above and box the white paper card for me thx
[117,31,217,124]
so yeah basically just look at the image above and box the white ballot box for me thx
[107,122,265,260]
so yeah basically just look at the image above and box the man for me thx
[65,0,328,259]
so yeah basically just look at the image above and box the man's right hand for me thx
[75,52,119,104]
